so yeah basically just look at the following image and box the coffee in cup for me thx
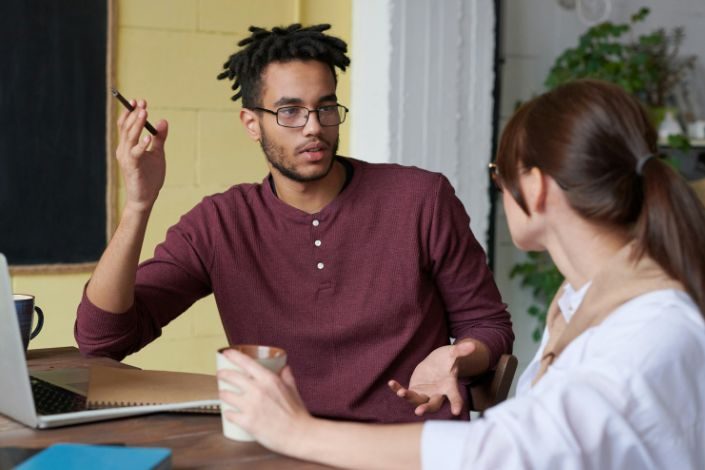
[14,294,44,353]
[216,345,287,441]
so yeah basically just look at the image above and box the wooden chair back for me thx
[468,354,518,413]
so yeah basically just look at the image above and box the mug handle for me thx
[29,306,44,339]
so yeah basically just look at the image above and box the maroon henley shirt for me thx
[76,158,513,423]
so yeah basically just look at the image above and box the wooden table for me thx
[0,347,329,469]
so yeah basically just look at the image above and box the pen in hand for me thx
[111,87,158,136]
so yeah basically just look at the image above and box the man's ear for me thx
[240,108,261,141]
[525,167,548,213]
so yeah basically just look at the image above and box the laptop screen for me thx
[0,253,39,427]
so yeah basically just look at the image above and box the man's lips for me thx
[298,142,329,160]
[298,142,328,153]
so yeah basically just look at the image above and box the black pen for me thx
[111,87,158,136]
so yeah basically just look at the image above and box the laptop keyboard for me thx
[31,376,87,415]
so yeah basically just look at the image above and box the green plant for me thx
[510,252,564,342]
[666,134,692,153]
[664,134,693,172]
[545,8,696,109]
[510,7,697,341]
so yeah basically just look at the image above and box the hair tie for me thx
[636,154,655,176]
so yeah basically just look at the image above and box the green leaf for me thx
[509,252,563,342]
[666,134,692,152]
[527,305,540,317]
[631,7,650,23]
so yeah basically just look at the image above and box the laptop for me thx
[0,253,219,429]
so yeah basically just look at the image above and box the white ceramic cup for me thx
[216,345,287,441]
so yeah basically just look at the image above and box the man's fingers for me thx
[126,109,149,144]
[115,99,166,164]
[126,134,150,160]
[427,394,445,411]
[401,388,430,405]
[447,387,465,415]
[116,107,130,129]
[415,395,445,416]
[118,110,141,153]
[388,380,432,405]
[117,98,136,129]
[117,107,138,152]
[388,380,410,399]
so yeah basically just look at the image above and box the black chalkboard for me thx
[0,0,109,268]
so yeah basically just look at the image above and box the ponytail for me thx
[497,79,705,317]
[635,158,705,315]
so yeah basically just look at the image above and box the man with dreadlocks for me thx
[75,24,513,424]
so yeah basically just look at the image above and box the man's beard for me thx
[259,130,339,183]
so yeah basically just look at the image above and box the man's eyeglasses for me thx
[252,104,349,128]
[488,162,503,192]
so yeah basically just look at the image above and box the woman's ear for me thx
[524,167,549,214]
[240,109,261,141]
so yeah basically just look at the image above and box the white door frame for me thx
[351,0,497,249]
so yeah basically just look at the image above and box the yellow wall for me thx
[15,0,352,374]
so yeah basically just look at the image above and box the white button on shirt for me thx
[312,219,320,227]
[314,240,322,247]
[422,288,705,469]
[316,262,324,270]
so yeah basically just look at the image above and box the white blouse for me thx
[421,288,705,469]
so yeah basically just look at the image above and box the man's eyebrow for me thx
[273,96,303,107]
[319,94,338,103]
[272,94,339,108]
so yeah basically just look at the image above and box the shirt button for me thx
[312,219,320,227]
[314,240,322,247]
[317,262,324,270]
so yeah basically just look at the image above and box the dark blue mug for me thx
[13,294,44,353]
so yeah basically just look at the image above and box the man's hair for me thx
[217,23,350,107]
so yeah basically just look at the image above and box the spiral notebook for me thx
[86,366,220,414]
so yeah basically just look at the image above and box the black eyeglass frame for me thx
[489,162,571,192]
[251,104,349,128]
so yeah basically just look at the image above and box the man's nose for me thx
[302,110,322,135]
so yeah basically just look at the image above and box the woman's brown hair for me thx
[496,79,705,315]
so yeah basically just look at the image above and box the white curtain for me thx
[351,0,496,250]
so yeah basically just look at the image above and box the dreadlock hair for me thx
[217,23,350,107]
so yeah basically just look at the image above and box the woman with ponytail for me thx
[215,80,705,469]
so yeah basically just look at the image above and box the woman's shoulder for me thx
[527,290,705,405]
[604,289,704,336]
[587,289,705,370]
[542,290,705,384]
